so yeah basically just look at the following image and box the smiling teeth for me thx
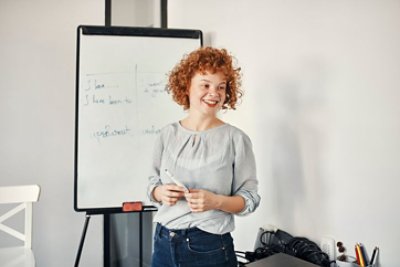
[204,99,219,104]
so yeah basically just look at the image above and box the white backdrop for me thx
[0,1,105,266]
[169,1,400,266]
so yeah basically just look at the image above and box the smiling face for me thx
[188,71,227,117]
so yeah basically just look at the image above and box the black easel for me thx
[74,213,91,267]
[74,208,156,267]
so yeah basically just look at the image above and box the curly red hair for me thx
[167,47,242,110]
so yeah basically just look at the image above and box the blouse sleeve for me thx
[231,132,261,216]
[147,132,163,206]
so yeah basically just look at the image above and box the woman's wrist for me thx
[214,194,223,210]
[151,186,161,203]
[216,194,245,214]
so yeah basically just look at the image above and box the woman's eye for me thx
[201,84,210,89]
[218,85,226,90]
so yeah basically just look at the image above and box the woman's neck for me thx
[180,114,224,132]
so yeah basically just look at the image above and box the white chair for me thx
[0,185,41,267]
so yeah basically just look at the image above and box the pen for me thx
[164,169,189,192]
[370,246,378,265]
[356,243,366,267]
[355,244,361,265]
[359,243,369,266]
[142,206,158,211]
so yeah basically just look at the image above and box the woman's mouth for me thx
[203,99,220,107]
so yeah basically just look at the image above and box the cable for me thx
[286,237,331,267]
[259,229,292,253]
[241,228,332,266]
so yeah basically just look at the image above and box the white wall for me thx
[0,0,104,266]
[169,1,400,266]
[1,0,399,266]
[111,0,160,27]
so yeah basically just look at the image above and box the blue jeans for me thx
[151,223,238,267]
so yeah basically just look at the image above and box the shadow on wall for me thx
[268,59,331,234]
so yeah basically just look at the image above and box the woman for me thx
[147,47,260,267]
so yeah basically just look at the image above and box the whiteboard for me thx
[74,26,202,213]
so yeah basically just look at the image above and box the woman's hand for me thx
[185,189,220,212]
[153,184,186,206]
[185,189,246,214]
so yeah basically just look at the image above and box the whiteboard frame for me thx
[74,25,202,214]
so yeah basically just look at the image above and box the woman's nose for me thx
[208,85,218,94]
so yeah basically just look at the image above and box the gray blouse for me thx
[147,122,260,234]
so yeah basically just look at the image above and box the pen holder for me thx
[336,256,376,267]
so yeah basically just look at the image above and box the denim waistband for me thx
[156,223,201,237]
[155,223,230,241]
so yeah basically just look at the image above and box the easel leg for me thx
[139,212,143,267]
[75,214,91,267]
[104,214,110,267]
